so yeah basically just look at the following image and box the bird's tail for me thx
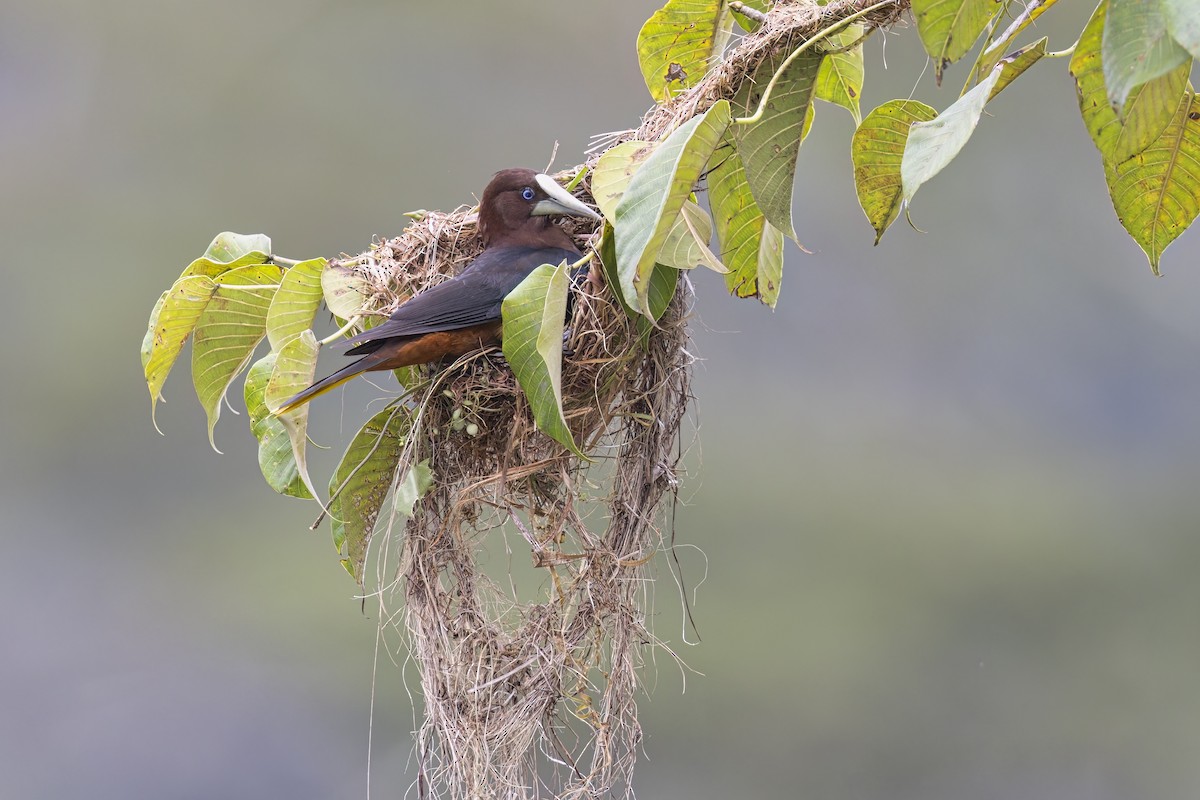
[272,354,381,416]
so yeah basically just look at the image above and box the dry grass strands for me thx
[338,203,693,799]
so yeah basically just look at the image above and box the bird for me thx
[273,168,601,414]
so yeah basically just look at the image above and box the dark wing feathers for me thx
[342,246,579,353]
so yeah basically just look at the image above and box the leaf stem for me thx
[271,256,301,267]
[320,315,362,346]
[565,165,590,191]
[212,283,281,290]
[734,0,895,126]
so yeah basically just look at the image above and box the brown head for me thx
[477,168,601,249]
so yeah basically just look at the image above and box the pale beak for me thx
[531,173,601,220]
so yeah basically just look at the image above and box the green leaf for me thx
[245,353,313,499]
[1072,0,1191,163]
[912,0,1002,85]
[203,232,272,263]
[597,224,679,328]
[501,261,583,456]
[264,330,321,499]
[1104,0,1191,116]
[657,199,727,272]
[851,100,938,243]
[191,263,283,450]
[614,99,731,316]
[988,37,1049,101]
[731,49,822,240]
[144,276,218,427]
[962,0,1060,93]
[141,290,167,374]
[1104,89,1200,274]
[1163,0,1200,59]
[637,0,731,102]
[901,66,1002,209]
[815,25,864,126]
[708,140,785,305]
[594,142,721,272]
[592,141,657,220]
[266,258,326,350]
[328,405,415,583]
[320,263,369,321]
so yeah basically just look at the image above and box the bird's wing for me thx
[342,246,579,349]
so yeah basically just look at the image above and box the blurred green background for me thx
[4,2,1200,798]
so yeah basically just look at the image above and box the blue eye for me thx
[521,187,535,201]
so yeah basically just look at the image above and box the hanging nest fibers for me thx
[335,185,693,799]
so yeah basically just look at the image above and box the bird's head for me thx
[478,168,601,248]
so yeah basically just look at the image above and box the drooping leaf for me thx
[593,142,722,271]
[912,0,1002,85]
[637,0,732,102]
[614,99,730,316]
[593,141,657,219]
[1163,0,1200,59]
[141,290,167,374]
[658,200,727,272]
[708,140,785,305]
[191,263,283,449]
[264,330,321,499]
[1072,0,1191,163]
[815,24,864,126]
[1104,89,1200,274]
[597,224,679,328]
[900,66,1002,209]
[203,232,272,263]
[731,50,822,240]
[245,352,312,499]
[501,261,583,456]
[851,100,938,243]
[320,263,369,321]
[266,257,327,350]
[328,405,414,583]
[963,0,1060,93]
[989,37,1049,101]
[144,276,218,427]
[1104,0,1191,116]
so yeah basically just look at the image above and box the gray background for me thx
[4,2,1200,798]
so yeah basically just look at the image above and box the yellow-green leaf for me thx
[245,353,312,499]
[1072,0,1191,163]
[1163,0,1200,59]
[815,25,864,126]
[901,66,1002,209]
[988,37,1049,101]
[141,290,167,374]
[658,200,727,272]
[191,263,283,450]
[144,276,217,425]
[963,0,1060,93]
[320,263,369,322]
[731,50,822,240]
[328,405,417,583]
[637,0,731,102]
[1104,0,1191,115]
[266,258,327,350]
[203,232,272,263]
[912,0,1002,84]
[264,330,321,499]
[614,99,730,316]
[708,140,785,305]
[593,141,657,220]
[597,224,678,329]
[851,100,938,243]
[1104,89,1200,274]
[501,261,583,456]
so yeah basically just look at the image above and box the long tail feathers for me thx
[272,355,378,416]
